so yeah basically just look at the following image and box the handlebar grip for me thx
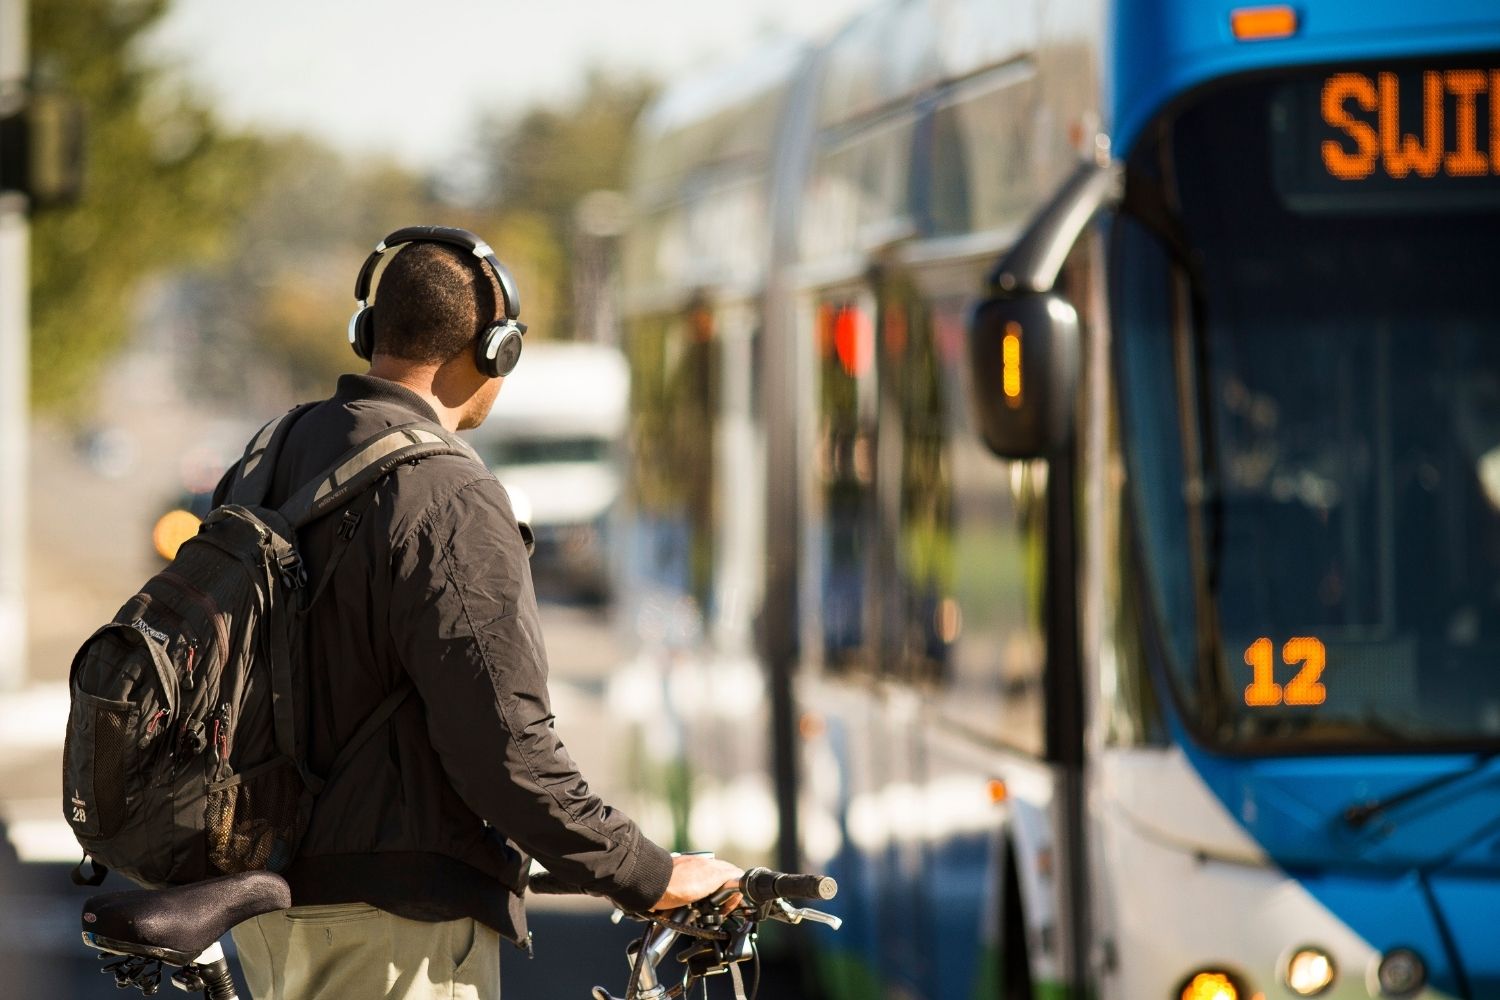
[528,872,586,896]
[741,867,838,905]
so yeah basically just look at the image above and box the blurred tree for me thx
[184,136,433,405]
[28,0,263,413]
[28,5,647,414]
[477,69,654,339]
[185,136,569,406]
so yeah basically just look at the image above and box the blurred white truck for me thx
[465,342,629,603]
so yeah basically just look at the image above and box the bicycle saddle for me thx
[81,871,291,965]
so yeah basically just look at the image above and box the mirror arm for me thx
[988,160,1124,295]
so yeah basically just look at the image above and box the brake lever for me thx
[768,898,843,930]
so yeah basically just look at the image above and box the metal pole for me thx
[0,0,29,690]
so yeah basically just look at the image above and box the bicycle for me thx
[75,863,838,1000]
[78,870,289,998]
[529,865,842,1000]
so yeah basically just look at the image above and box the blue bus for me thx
[614,0,1500,997]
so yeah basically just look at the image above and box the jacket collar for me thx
[333,373,444,426]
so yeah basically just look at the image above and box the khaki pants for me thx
[230,903,500,1000]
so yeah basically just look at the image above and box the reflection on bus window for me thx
[887,286,951,683]
[932,296,1047,756]
[817,298,876,672]
[624,310,719,638]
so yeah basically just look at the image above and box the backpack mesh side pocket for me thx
[206,757,305,874]
[63,690,142,841]
[92,702,133,838]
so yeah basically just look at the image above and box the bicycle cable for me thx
[644,912,731,941]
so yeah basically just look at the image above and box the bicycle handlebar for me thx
[740,867,837,904]
[526,866,838,907]
[528,862,839,999]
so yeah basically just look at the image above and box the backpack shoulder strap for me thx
[226,402,320,507]
[276,421,479,531]
[305,680,416,797]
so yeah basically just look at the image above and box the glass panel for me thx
[1118,58,1500,748]
[623,310,719,639]
[928,68,1040,236]
[935,296,1047,755]
[1114,218,1200,718]
[815,296,878,673]
[885,281,951,682]
[801,118,916,261]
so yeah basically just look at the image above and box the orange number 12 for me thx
[1243,637,1327,707]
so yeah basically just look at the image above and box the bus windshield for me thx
[1118,59,1500,750]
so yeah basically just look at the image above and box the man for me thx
[219,231,740,999]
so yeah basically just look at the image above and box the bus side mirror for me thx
[965,160,1120,460]
[967,291,1080,459]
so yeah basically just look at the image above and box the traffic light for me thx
[0,87,84,209]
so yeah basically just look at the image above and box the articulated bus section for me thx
[614,0,1500,997]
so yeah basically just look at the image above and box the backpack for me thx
[62,405,473,888]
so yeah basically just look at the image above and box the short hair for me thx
[370,242,501,364]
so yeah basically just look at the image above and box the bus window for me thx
[623,310,719,637]
[816,296,878,674]
[1119,62,1500,748]
[1114,216,1203,722]
[935,296,1047,755]
[927,66,1040,237]
[884,285,951,684]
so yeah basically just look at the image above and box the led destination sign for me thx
[1272,62,1500,211]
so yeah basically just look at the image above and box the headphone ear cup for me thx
[477,324,524,378]
[349,306,376,361]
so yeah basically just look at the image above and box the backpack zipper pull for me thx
[182,642,197,688]
[139,709,169,750]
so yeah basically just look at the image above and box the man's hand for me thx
[651,854,744,911]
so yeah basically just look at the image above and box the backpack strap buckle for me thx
[277,552,307,590]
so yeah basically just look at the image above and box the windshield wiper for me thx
[1343,752,1500,829]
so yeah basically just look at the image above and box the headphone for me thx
[348,225,527,378]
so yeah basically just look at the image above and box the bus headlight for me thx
[1284,946,1336,996]
[1179,970,1240,1000]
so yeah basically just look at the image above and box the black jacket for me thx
[213,374,672,946]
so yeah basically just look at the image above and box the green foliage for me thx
[28,0,262,413]
[182,137,572,405]
[184,137,435,402]
[26,4,653,413]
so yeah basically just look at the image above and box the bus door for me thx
[619,304,720,849]
[893,252,1056,997]
[869,262,950,994]
[810,280,927,995]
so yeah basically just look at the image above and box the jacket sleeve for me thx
[387,473,674,912]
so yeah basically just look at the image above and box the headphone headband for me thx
[348,225,527,377]
[353,225,522,321]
